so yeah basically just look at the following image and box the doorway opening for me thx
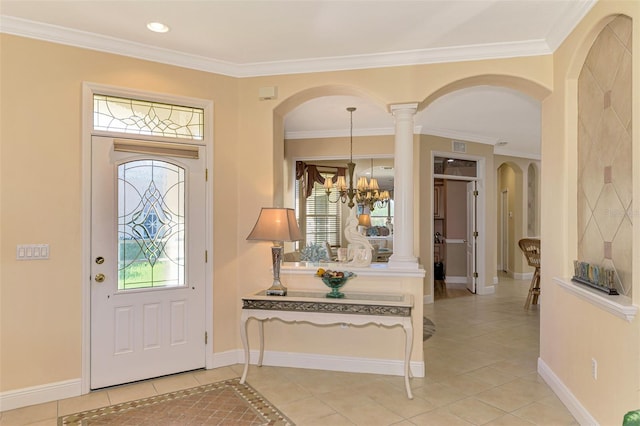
[501,189,509,272]
[432,155,484,300]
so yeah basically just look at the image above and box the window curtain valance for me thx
[295,161,346,198]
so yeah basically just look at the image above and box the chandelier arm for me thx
[325,190,340,204]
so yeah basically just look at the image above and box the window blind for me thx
[296,174,341,246]
[114,139,199,159]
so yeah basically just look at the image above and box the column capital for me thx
[389,103,419,115]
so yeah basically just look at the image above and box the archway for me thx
[417,75,549,302]
[273,87,394,257]
[496,160,526,278]
[272,85,389,208]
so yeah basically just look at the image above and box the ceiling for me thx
[1,0,596,160]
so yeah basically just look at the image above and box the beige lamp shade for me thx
[246,207,303,242]
[358,213,372,228]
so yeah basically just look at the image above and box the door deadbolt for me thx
[95,256,105,264]
[95,273,106,283]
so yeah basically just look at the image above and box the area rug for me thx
[58,378,292,425]
[423,317,436,341]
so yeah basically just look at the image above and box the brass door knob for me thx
[95,273,106,283]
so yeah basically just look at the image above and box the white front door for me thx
[466,181,477,293]
[90,136,206,389]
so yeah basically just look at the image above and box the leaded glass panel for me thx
[118,160,185,290]
[94,94,204,140]
[434,157,477,177]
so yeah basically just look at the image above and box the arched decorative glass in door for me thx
[118,160,185,290]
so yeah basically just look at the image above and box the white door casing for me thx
[431,152,487,300]
[466,181,477,293]
[90,136,206,389]
[501,190,509,272]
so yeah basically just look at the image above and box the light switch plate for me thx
[16,244,49,260]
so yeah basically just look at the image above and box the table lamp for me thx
[246,207,303,296]
[358,213,371,228]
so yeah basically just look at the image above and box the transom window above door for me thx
[434,157,477,177]
[93,94,204,140]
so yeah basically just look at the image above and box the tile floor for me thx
[0,275,577,425]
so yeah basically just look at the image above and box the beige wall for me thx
[541,0,640,424]
[2,30,556,401]
[0,35,240,391]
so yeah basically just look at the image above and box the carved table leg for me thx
[257,319,265,367]
[240,314,250,384]
[403,320,414,399]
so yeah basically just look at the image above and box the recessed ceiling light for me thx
[147,22,169,33]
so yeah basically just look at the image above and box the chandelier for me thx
[357,158,390,211]
[323,107,358,208]
[323,107,391,211]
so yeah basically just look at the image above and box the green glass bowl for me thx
[319,271,355,298]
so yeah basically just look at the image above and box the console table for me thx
[239,290,415,399]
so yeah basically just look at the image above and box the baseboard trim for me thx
[537,357,596,425]
[513,271,534,280]
[2,350,424,412]
[0,379,81,412]
[424,294,434,304]
[239,349,425,378]
[445,276,466,284]
[211,349,241,369]
[477,284,495,295]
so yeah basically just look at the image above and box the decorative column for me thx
[388,103,419,269]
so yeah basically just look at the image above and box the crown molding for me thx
[0,16,239,76]
[419,127,498,145]
[286,125,522,147]
[420,126,541,160]
[286,125,541,160]
[285,127,394,140]
[493,147,541,161]
[545,0,597,51]
[1,15,555,78]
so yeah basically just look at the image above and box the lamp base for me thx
[265,245,287,296]
[265,284,287,296]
